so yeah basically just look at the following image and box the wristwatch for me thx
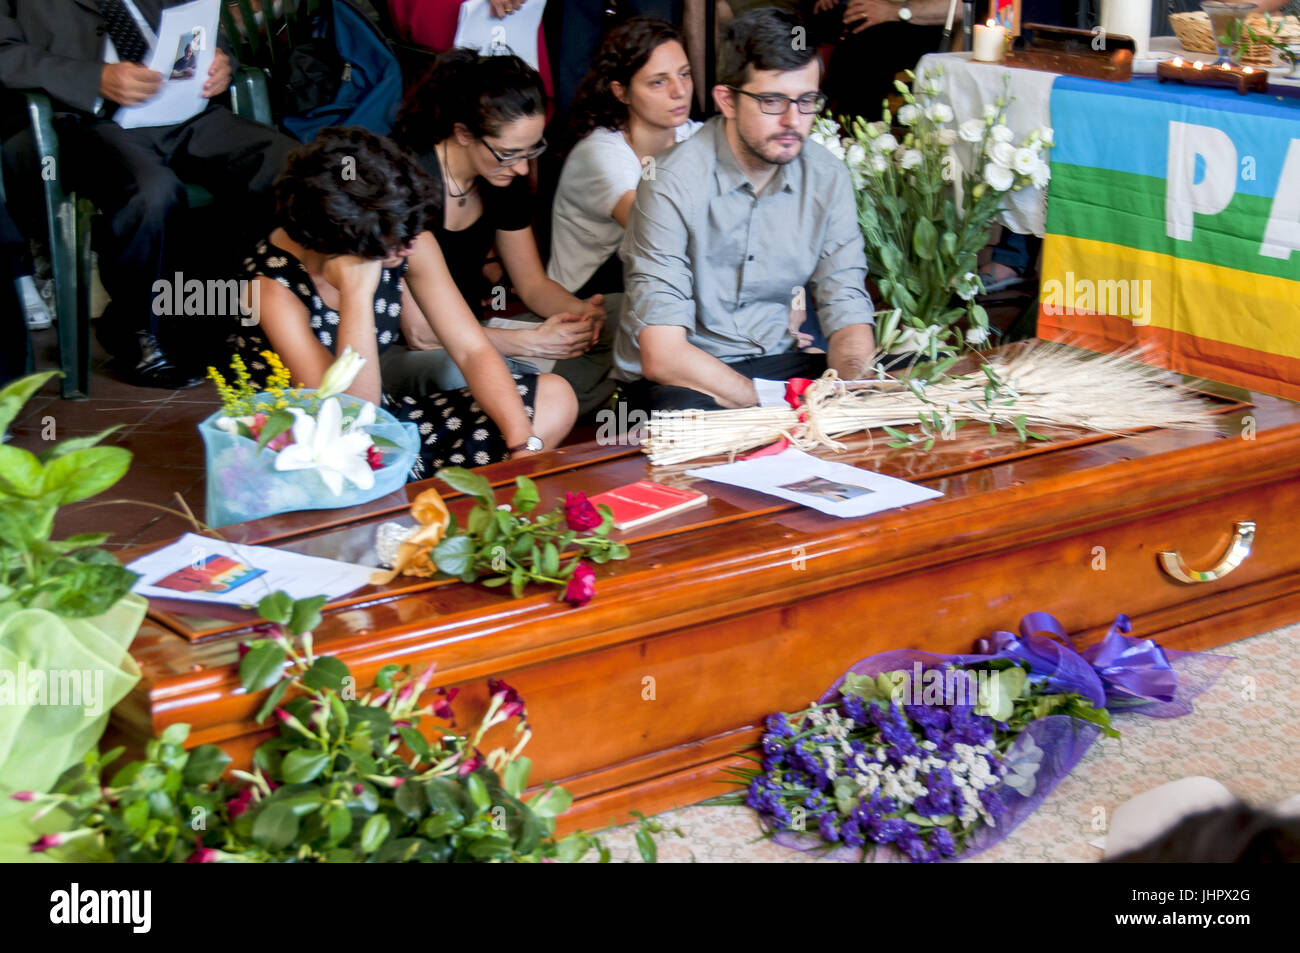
[899,1,913,21]
[508,435,545,453]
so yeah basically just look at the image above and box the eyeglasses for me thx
[479,136,548,167]
[726,87,827,115]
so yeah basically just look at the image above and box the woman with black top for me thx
[388,50,607,410]
[231,127,576,477]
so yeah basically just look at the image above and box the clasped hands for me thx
[99,48,232,106]
[529,294,605,361]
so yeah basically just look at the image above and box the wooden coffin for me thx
[114,354,1300,833]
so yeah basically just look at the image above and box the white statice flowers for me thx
[274,397,377,496]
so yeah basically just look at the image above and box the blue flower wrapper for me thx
[200,393,419,527]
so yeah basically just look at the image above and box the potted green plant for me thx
[0,371,146,857]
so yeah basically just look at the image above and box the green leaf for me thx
[435,467,495,506]
[239,641,287,694]
[397,726,432,760]
[394,779,426,819]
[182,745,232,785]
[374,664,400,691]
[0,371,58,436]
[254,678,290,724]
[40,446,131,504]
[359,813,391,853]
[256,591,294,625]
[256,410,296,451]
[540,543,559,577]
[251,802,300,850]
[512,475,539,513]
[635,826,658,863]
[432,535,476,577]
[467,505,492,535]
[39,562,139,617]
[326,805,353,845]
[0,445,45,498]
[38,426,123,464]
[300,656,349,693]
[281,749,330,784]
[527,784,573,819]
[122,797,150,833]
[911,217,939,260]
[465,773,492,813]
[288,595,327,637]
[503,756,531,798]
[160,723,189,746]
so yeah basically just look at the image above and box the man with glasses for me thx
[616,6,876,411]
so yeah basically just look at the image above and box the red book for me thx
[589,481,708,531]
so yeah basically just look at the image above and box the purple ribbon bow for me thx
[976,611,1177,711]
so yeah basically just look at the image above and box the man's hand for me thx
[202,48,232,99]
[99,62,163,106]
[489,0,527,17]
[843,0,900,34]
[530,313,593,360]
[583,293,606,348]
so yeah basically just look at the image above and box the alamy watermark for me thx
[1041,271,1153,327]
[0,664,105,717]
[151,271,260,324]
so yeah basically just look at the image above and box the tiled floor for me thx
[9,329,219,550]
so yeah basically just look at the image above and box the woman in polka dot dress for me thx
[230,127,577,480]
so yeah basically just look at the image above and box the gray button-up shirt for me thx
[614,116,874,381]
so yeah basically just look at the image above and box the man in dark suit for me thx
[0,0,295,388]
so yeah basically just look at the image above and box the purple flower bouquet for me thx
[721,612,1232,862]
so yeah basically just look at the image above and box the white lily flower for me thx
[316,346,366,399]
[273,397,375,496]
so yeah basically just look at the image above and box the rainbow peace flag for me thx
[1037,76,1300,399]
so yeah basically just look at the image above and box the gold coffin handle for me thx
[1158,521,1256,584]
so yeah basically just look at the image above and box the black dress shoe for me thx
[124,356,204,390]
[115,330,203,390]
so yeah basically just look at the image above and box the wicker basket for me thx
[1170,11,1300,65]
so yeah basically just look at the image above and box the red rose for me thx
[563,491,602,532]
[366,445,384,470]
[562,561,597,608]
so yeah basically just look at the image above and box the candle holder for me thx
[1156,56,1269,93]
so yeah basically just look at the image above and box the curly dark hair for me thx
[274,126,439,259]
[391,48,547,156]
[568,17,685,140]
[717,6,819,89]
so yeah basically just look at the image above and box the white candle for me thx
[1100,0,1152,59]
[973,19,1006,62]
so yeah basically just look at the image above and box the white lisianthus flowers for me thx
[987,140,1016,168]
[983,161,1015,192]
[1011,147,1039,176]
[897,104,921,126]
[927,103,954,124]
[966,326,990,345]
[874,133,899,153]
[990,124,1014,144]
[899,149,924,170]
[1036,126,1055,147]
[871,153,889,173]
[1030,160,1051,189]
[937,128,958,147]
[958,118,985,143]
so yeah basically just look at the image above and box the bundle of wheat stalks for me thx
[641,343,1220,467]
